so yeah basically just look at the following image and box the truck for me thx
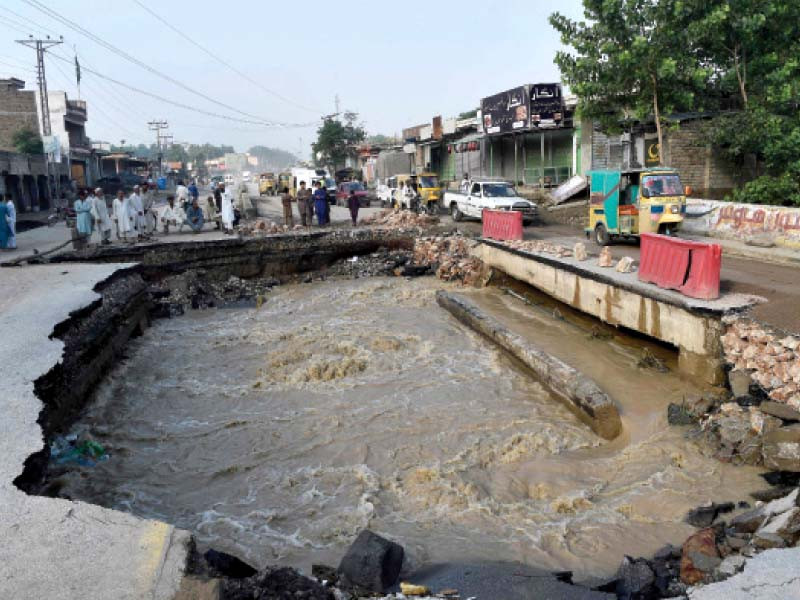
[291,167,337,202]
[444,180,537,224]
[587,167,687,245]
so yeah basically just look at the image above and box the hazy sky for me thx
[0,0,585,158]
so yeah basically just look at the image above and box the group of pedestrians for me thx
[75,183,160,243]
[0,194,17,250]
[280,180,353,228]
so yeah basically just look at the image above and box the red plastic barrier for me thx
[482,210,523,241]
[638,233,722,300]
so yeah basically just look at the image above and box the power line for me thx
[22,0,309,127]
[130,0,321,115]
[0,5,61,37]
[44,51,316,128]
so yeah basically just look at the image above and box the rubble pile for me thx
[239,220,306,236]
[502,238,573,257]
[721,318,800,404]
[601,486,800,598]
[413,236,487,286]
[363,209,439,229]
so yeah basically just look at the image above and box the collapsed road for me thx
[1,220,797,599]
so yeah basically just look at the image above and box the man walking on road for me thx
[188,180,199,205]
[296,181,311,227]
[5,194,16,249]
[281,187,294,227]
[176,180,189,212]
[347,189,360,226]
[313,181,328,226]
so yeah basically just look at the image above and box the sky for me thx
[0,0,586,159]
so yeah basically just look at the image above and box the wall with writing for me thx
[682,199,800,250]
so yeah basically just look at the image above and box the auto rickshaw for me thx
[259,172,276,195]
[277,172,292,195]
[396,173,442,214]
[586,167,688,246]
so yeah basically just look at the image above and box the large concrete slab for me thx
[688,547,800,599]
[473,239,764,384]
[0,264,191,600]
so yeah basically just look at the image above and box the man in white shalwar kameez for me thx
[129,185,146,239]
[141,183,158,235]
[159,195,185,234]
[113,189,135,242]
[91,187,113,244]
[221,186,235,234]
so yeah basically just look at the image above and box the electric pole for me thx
[148,120,168,177]
[16,36,63,203]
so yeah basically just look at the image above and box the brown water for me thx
[57,277,765,579]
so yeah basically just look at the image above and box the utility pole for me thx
[148,120,168,177]
[16,36,63,205]
[334,94,340,115]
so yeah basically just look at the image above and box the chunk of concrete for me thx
[574,242,588,261]
[763,426,800,471]
[760,401,800,422]
[174,576,221,600]
[728,369,753,398]
[436,290,622,440]
[615,256,635,273]
[714,555,746,578]
[688,547,800,599]
[597,246,613,267]
[337,530,404,593]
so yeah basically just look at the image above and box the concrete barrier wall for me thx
[436,291,622,440]
[683,198,800,250]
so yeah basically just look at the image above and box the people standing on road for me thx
[221,186,235,234]
[296,181,311,227]
[182,198,205,233]
[91,187,113,245]
[74,190,93,239]
[160,195,184,234]
[114,189,135,242]
[213,184,223,217]
[0,195,10,249]
[129,185,146,240]
[5,194,17,249]
[347,189,360,226]
[188,180,199,205]
[176,180,189,211]
[404,183,417,211]
[281,187,294,227]
[313,181,328,226]
[141,183,158,235]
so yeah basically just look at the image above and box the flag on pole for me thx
[74,55,81,85]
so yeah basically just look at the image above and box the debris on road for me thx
[598,246,613,267]
[363,209,439,229]
[239,220,305,236]
[503,238,574,257]
[616,256,635,273]
[413,236,488,286]
[574,242,588,261]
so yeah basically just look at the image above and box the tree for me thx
[365,134,399,146]
[550,1,705,164]
[312,111,366,169]
[12,127,43,155]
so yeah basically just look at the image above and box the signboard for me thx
[645,139,661,166]
[529,83,564,128]
[43,135,61,162]
[480,86,529,135]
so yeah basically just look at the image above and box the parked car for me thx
[376,176,397,207]
[335,181,371,207]
[444,180,537,224]
[94,172,143,195]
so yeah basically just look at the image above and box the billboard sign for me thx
[530,83,565,128]
[480,86,529,135]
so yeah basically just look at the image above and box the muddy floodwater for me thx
[58,277,765,579]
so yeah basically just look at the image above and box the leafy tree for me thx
[12,127,44,155]
[550,1,704,164]
[365,134,399,146]
[312,111,365,169]
[457,109,478,120]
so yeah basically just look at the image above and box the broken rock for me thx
[597,246,613,267]
[728,369,754,399]
[759,400,800,422]
[762,425,800,471]
[615,256,635,273]
[613,556,655,599]
[680,528,720,585]
[573,242,588,261]
[337,529,404,593]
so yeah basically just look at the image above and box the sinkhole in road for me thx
[48,275,765,580]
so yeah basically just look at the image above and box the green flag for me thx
[74,55,81,85]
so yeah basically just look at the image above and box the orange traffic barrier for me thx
[482,210,523,241]
[638,233,721,300]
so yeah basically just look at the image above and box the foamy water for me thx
[57,277,765,579]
